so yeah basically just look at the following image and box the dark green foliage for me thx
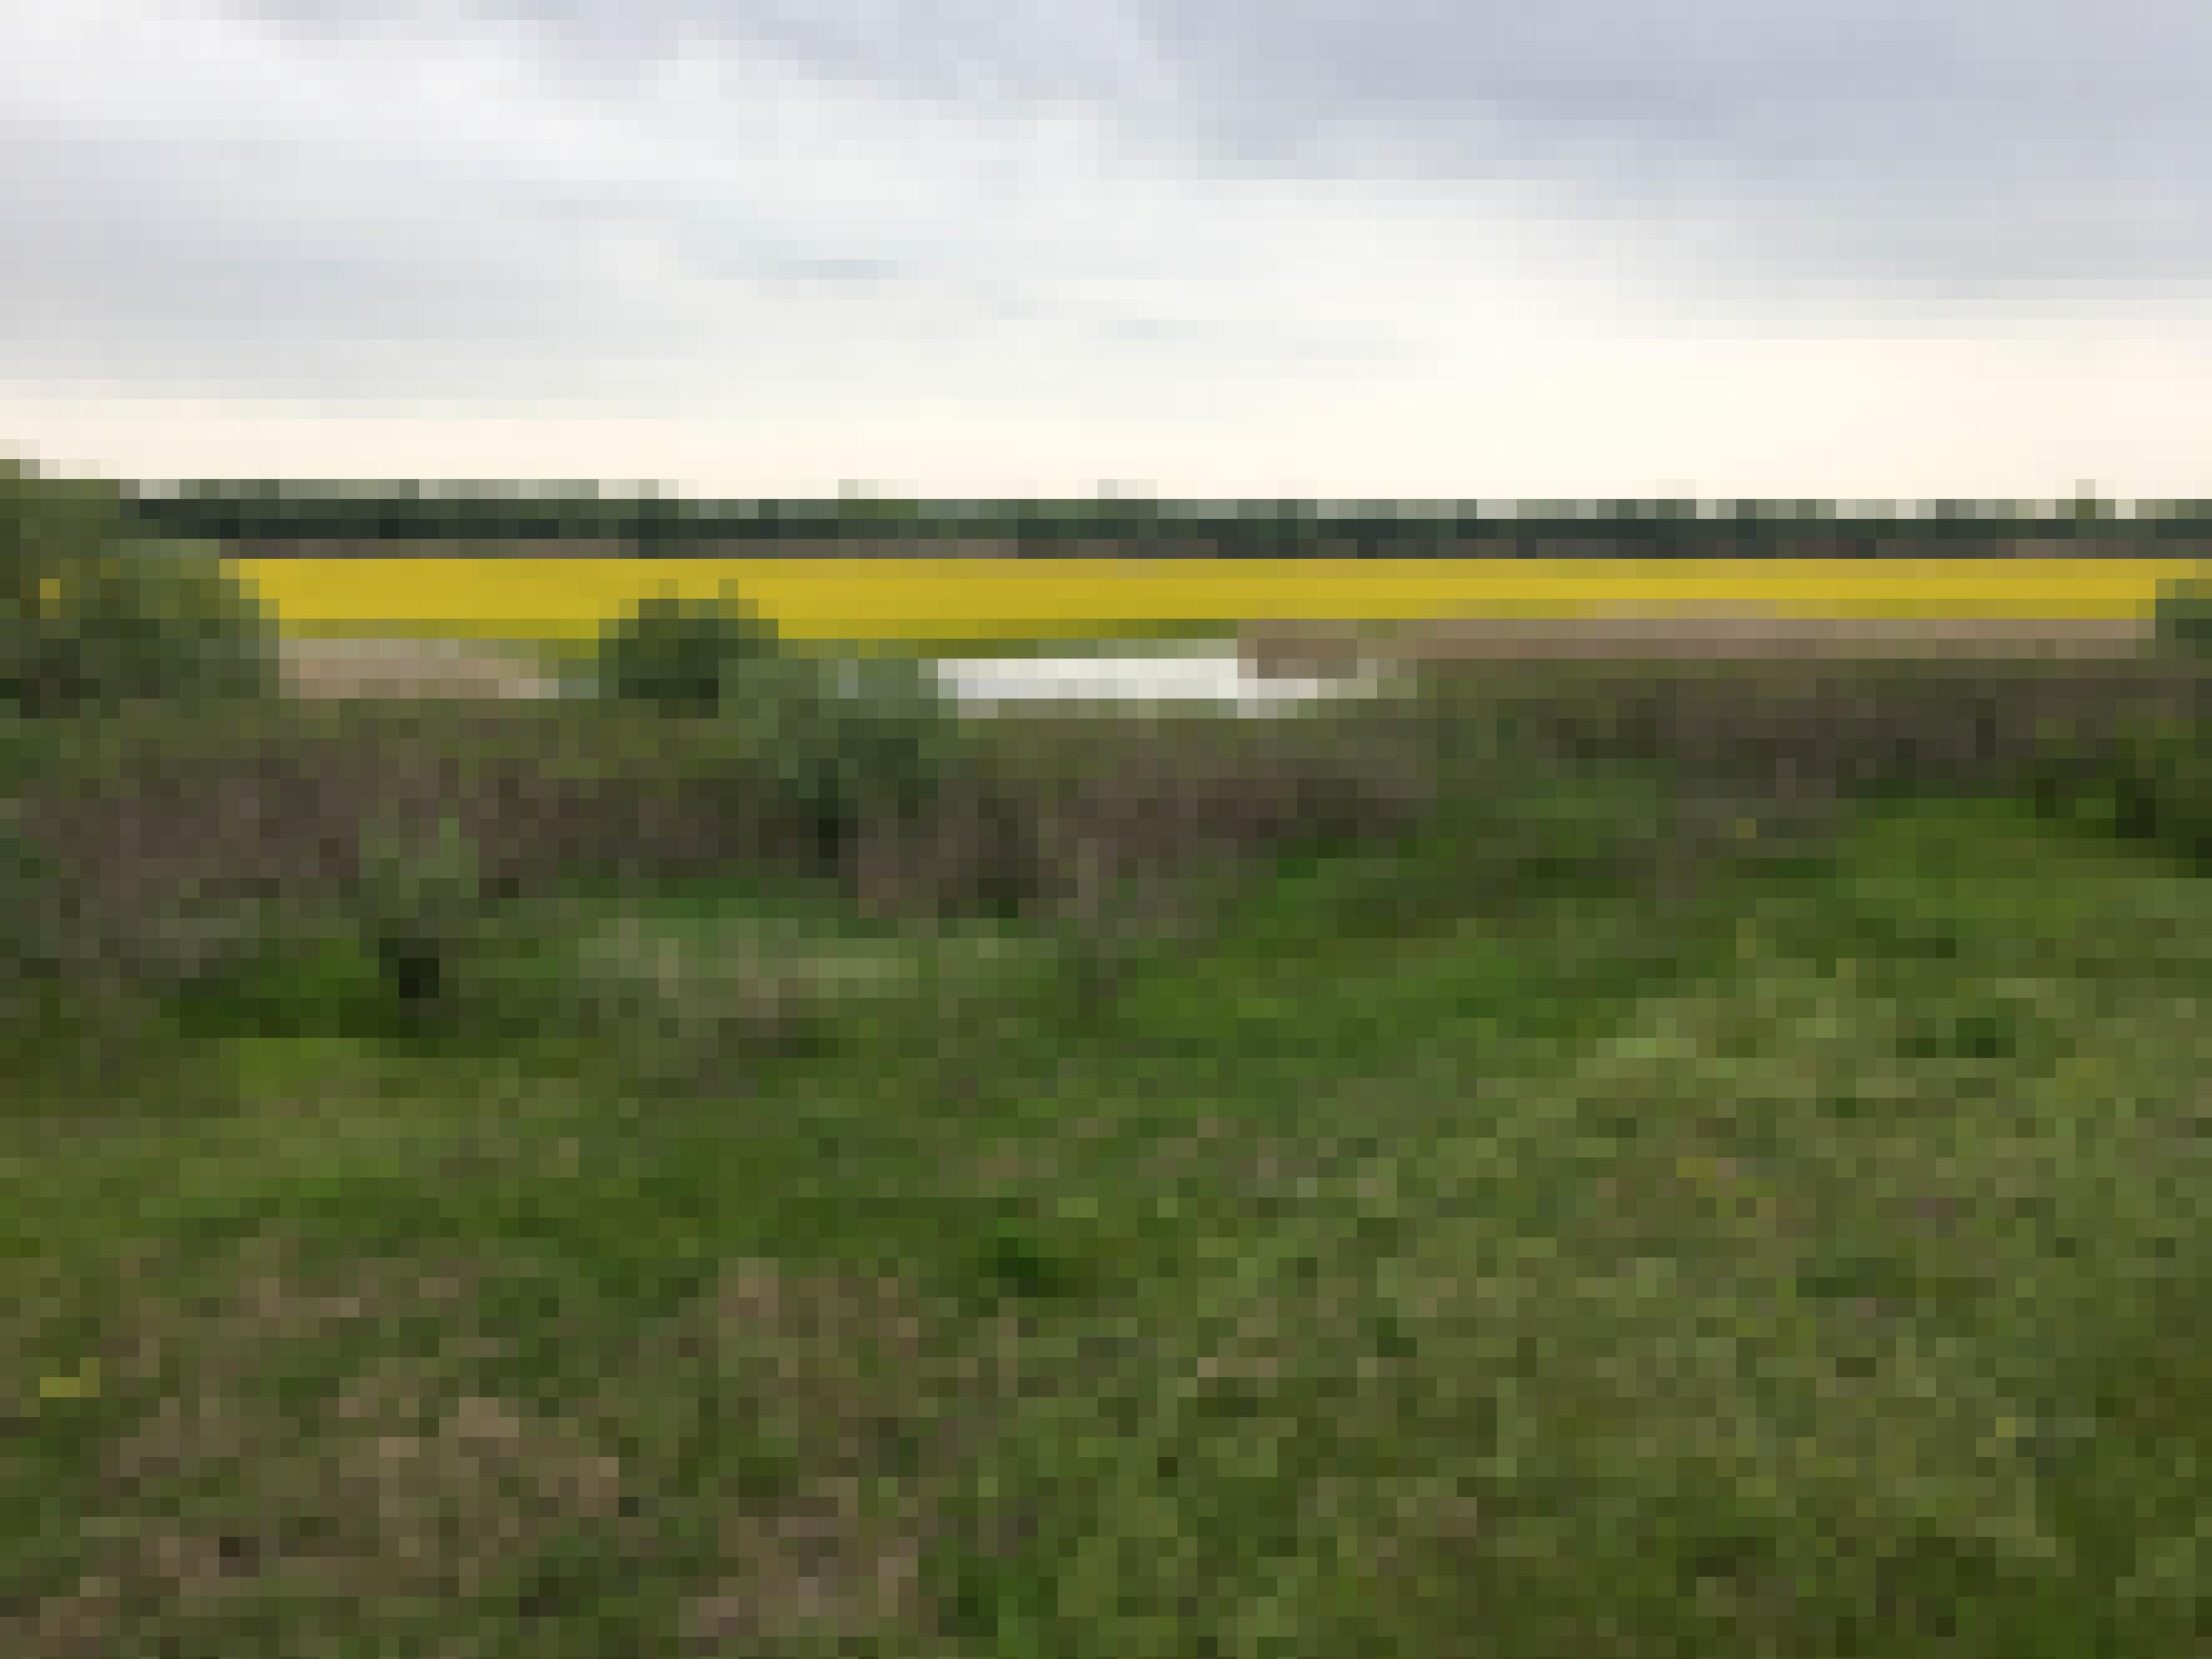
[123,473,2212,557]
[4,458,280,718]
[350,811,491,1017]
[2,457,131,711]
[2024,707,2212,865]
[2153,575,2212,653]
[154,928,386,1041]
[701,648,980,897]
[811,655,971,825]
[593,584,783,712]
[0,815,62,1016]
[22,548,281,718]
[2,457,131,603]
[0,713,77,1019]
[2119,718,2212,862]
[589,592,977,885]
[967,1215,1099,1307]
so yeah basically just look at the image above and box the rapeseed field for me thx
[233,556,2208,642]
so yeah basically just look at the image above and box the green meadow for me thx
[6,643,2211,1654]
[7,459,2212,1654]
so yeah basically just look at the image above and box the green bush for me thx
[594,584,784,713]
[2154,576,2212,654]
[820,653,970,818]
[0,813,63,1015]
[22,548,282,718]
[351,811,490,1012]
[6,460,277,719]
[2024,706,2212,865]
[0,711,70,1010]
[744,653,979,884]
[3,457,133,711]
[2112,715,2212,861]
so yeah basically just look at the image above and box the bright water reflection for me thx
[926,646,1388,716]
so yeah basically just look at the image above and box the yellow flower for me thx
[38,1360,99,1401]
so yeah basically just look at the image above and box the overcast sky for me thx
[4,0,2210,501]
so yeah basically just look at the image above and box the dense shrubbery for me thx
[26,644,2212,977]
[2155,575,2212,655]
[22,548,281,717]
[799,654,974,832]
[594,586,980,879]
[351,810,492,1013]
[0,464,277,1019]
[3,458,280,719]
[2034,709,2212,863]
[593,584,785,712]
[9,504,2212,1017]
[0,799,62,1018]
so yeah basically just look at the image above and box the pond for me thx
[925,643,1390,716]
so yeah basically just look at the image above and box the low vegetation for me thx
[3,459,2210,1655]
[2155,571,2212,655]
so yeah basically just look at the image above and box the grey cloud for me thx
[0,34,970,406]
[393,0,2212,297]
[7,0,2210,421]
[229,1,2212,196]
[1169,2,2212,302]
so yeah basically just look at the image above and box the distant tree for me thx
[594,584,786,713]
[2,457,280,717]
[26,550,282,717]
[2154,576,2212,655]
[2,458,134,708]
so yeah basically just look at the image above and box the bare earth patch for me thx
[1241,612,2154,678]
[280,637,564,702]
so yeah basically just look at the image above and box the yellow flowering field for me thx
[233,556,2211,643]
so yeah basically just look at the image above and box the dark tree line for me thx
[117,481,2212,557]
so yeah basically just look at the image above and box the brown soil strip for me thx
[279,639,561,702]
[1241,613,2153,679]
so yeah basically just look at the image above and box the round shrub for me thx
[351,811,489,1012]
[2154,576,2212,655]
[22,547,282,718]
[595,584,783,713]
[758,654,976,874]
[825,654,969,816]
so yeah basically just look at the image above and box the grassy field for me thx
[5,663,2210,1657]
